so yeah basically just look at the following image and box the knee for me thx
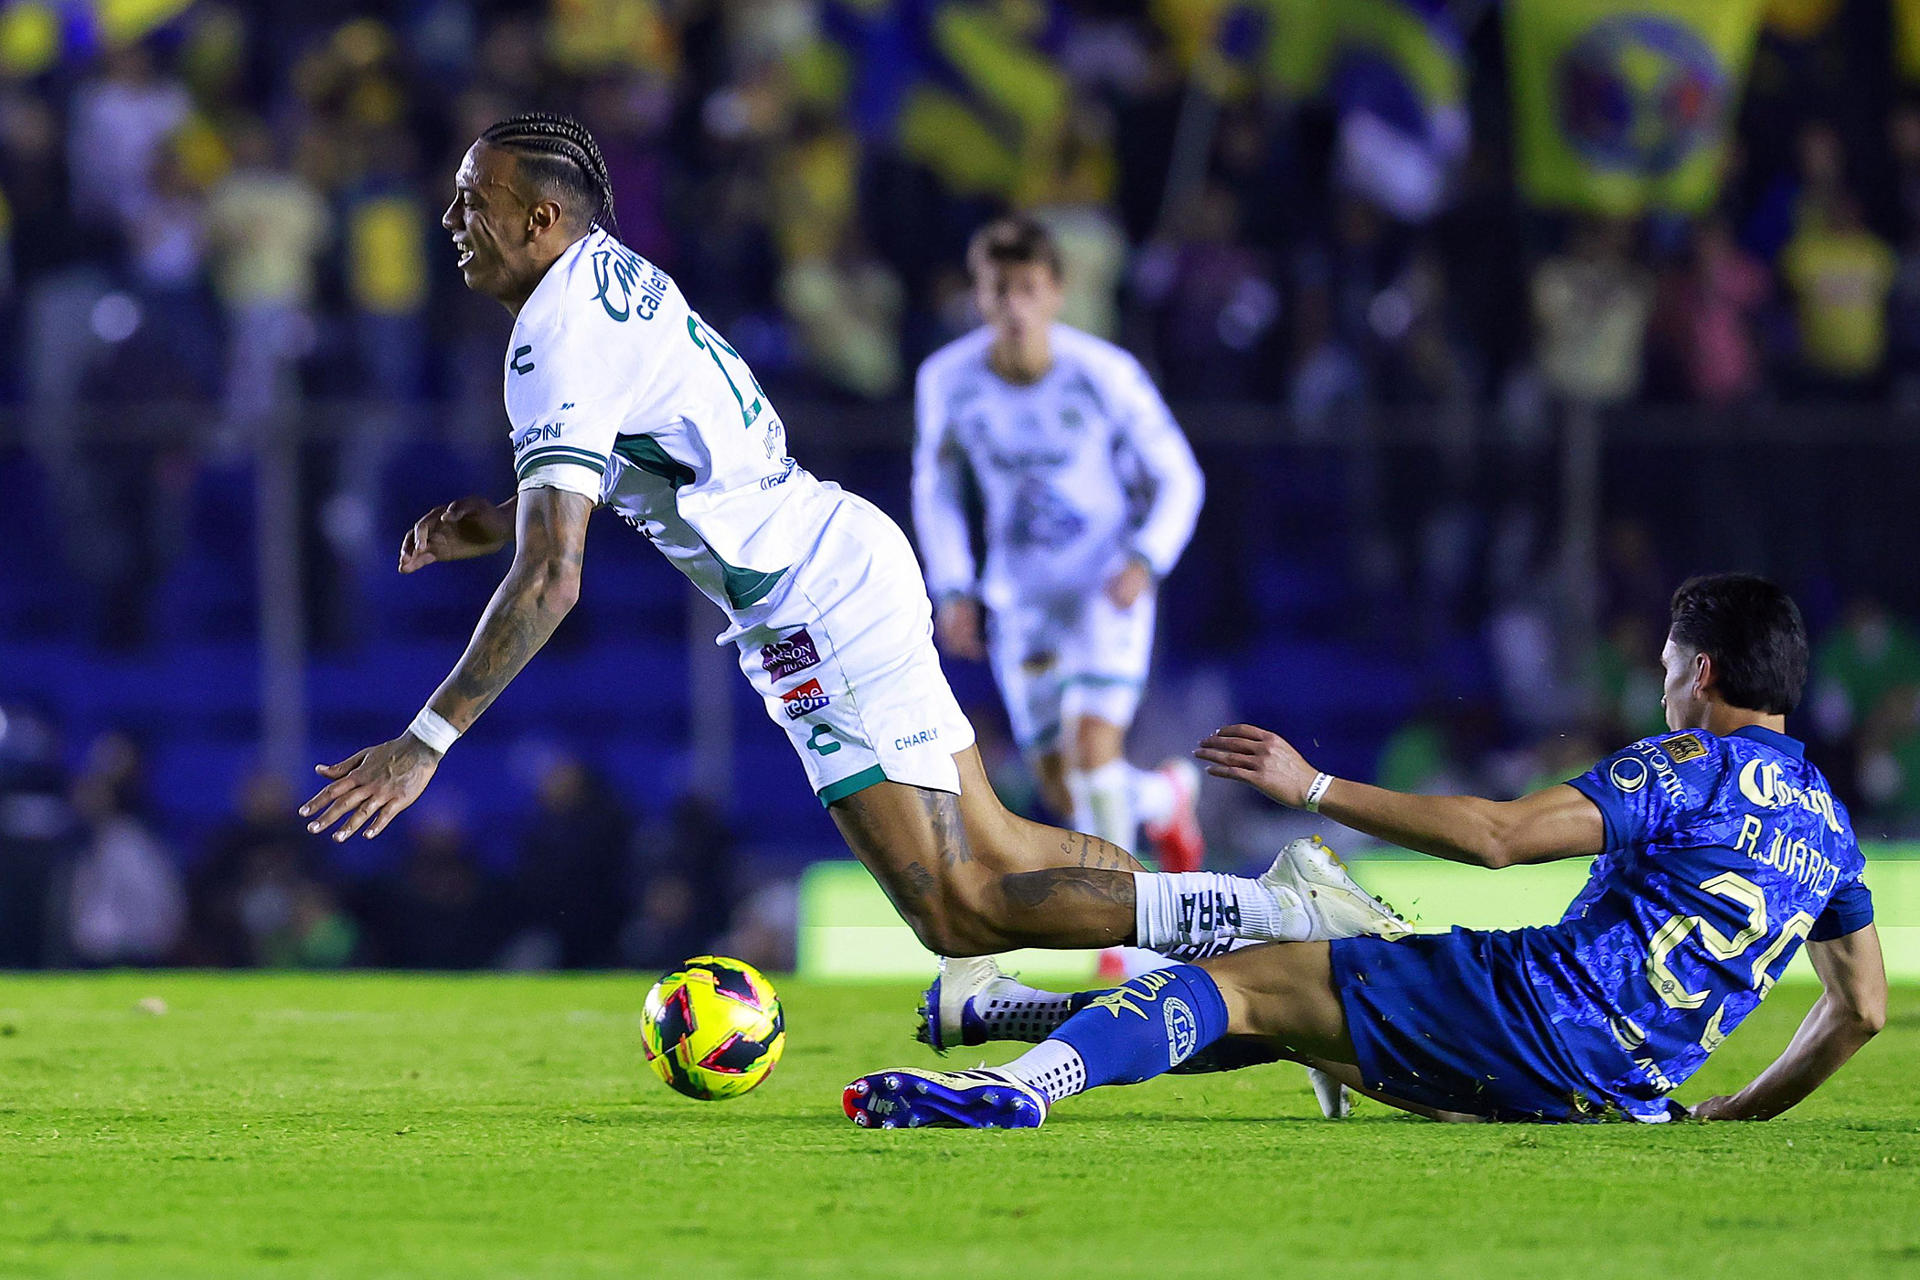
[893,878,1009,957]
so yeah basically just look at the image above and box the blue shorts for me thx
[1329,929,1630,1123]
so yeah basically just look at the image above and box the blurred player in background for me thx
[848,575,1888,1129]
[298,115,1404,992]
[914,217,1206,973]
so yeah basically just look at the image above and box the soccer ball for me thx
[640,956,785,1100]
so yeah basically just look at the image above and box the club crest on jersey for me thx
[1163,997,1198,1066]
[761,628,821,681]
[1665,733,1708,763]
[781,679,830,719]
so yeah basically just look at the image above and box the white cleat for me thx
[1307,1066,1353,1119]
[1261,836,1413,941]
[917,955,1010,1054]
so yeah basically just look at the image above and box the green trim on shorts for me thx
[817,765,889,807]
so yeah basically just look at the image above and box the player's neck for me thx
[988,332,1054,386]
[499,229,592,318]
[1700,703,1789,739]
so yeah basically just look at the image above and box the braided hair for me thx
[478,112,620,239]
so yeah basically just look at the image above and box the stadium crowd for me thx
[0,713,791,970]
[6,2,1920,412]
[5,3,1920,969]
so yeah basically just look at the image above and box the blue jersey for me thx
[1499,725,1877,1119]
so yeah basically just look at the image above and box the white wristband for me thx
[1303,772,1335,812]
[407,707,460,755]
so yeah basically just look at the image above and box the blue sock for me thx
[1051,964,1230,1088]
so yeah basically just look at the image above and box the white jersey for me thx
[912,323,1204,612]
[506,228,836,619]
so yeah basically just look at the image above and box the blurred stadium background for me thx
[2,0,1919,979]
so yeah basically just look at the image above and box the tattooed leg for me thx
[828,747,1144,955]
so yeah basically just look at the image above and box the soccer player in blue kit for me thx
[844,574,1889,1127]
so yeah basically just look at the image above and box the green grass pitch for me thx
[3,973,1917,1279]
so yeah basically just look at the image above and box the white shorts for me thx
[731,491,976,806]
[986,588,1155,753]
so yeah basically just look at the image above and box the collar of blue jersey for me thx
[1730,724,1805,758]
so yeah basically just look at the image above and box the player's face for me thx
[1660,637,1707,731]
[442,144,534,302]
[974,260,1063,345]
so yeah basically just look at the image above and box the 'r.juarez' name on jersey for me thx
[505,227,835,617]
[1540,726,1873,1118]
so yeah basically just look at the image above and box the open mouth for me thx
[454,241,476,267]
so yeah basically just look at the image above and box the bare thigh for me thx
[1198,941,1356,1064]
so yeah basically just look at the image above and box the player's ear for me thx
[1692,650,1716,700]
[527,197,563,240]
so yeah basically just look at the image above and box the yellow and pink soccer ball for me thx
[640,956,785,1100]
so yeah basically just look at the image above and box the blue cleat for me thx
[842,1068,1048,1130]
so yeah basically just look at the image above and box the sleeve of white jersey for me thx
[910,357,979,599]
[1115,352,1203,578]
[506,328,623,502]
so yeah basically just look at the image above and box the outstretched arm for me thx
[300,487,592,841]
[1691,924,1888,1121]
[1195,723,1604,867]
[398,494,518,573]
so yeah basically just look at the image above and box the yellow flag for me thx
[1509,0,1765,215]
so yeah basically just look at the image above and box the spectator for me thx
[623,797,736,970]
[1662,219,1770,406]
[234,842,358,969]
[1781,194,1896,393]
[0,706,82,968]
[1531,218,1656,406]
[508,753,633,969]
[187,770,319,966]
[360,806,503,969]
[1808,599,1920,823]
[204,120,330,425]
[66,42,191,236]
[778,224,905,399]
[65,732,184,965]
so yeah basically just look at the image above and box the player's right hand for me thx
[399,496,513,573]
[1194,723,1317,808]
[935,596,986,662]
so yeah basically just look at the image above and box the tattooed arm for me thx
[301,488,592,841]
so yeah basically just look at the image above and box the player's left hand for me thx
[1688,1095,1748,1121]
[1194,723,1318,808]
[299,734,443,842]
[1105,559,1153,609]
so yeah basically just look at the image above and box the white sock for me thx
[971,977,1084,1042]
[1067,758,1136,854]
[1133,870,1310,953]
[999,1038,1088,1104]
[1130,764,1176,827]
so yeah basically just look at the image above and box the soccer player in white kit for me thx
[297,114,1404,985]
[914,217,1207,906]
